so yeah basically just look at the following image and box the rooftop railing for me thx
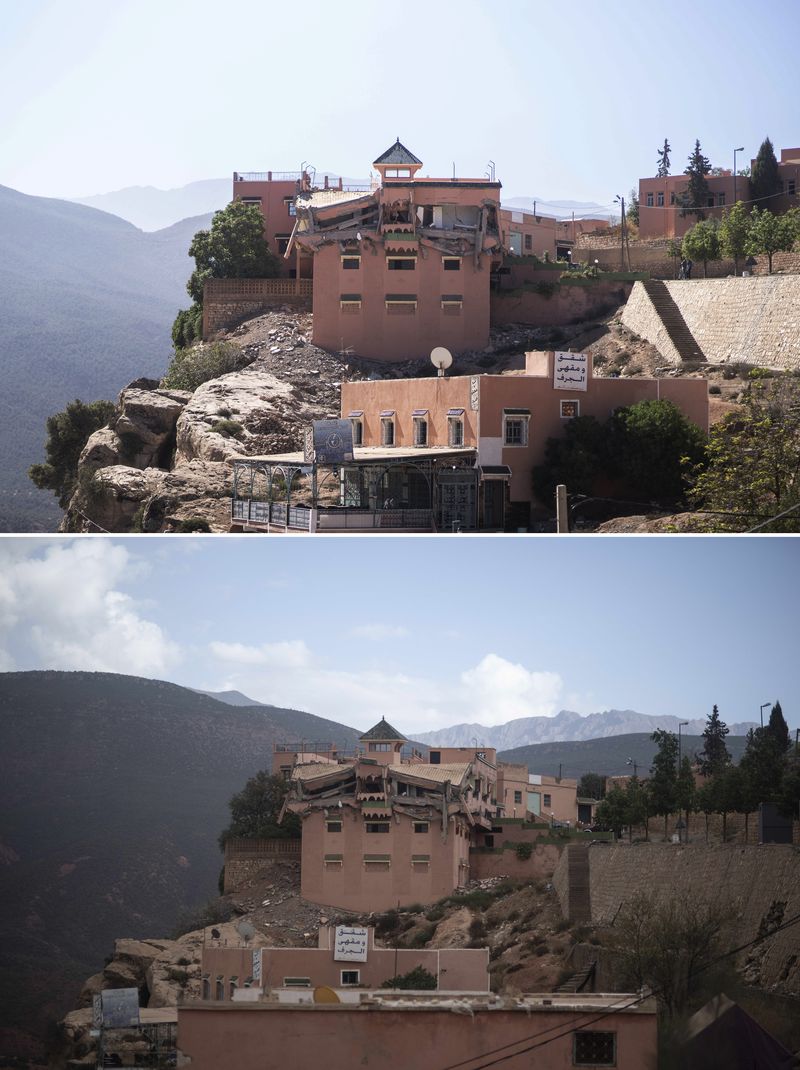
[234,171,306,182]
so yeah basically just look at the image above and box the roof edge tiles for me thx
[360,717,408,742]
[373,139,423,167]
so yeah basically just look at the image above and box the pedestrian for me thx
[685,257,693,279]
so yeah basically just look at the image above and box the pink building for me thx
[288,139,503,361]
[199,924,488,1000]
[282,719,498,912]
[232,170,312,275]
[495,764,578,824]
[499,208,610,261]
[230,350,708,532]
[177,993,658,1070]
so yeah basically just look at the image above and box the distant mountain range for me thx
[502,196,614,222]
[73,178,230,232]
[0,671,362,1054]
[416,709,757,750]
[0,185,212,531]
[192,688,268,707]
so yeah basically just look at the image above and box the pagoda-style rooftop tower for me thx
[373,139,423,182]
[359,717,407,764]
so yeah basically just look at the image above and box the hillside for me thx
[498,731,749,779]
[0,671,361,1054]
[0,184,212,532]
[73,178,229,232]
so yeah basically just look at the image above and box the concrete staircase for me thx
[566,844,591,924]
[641,279,706,364]
[555,961,597,994]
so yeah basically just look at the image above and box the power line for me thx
[437,909,800,1070]
[746,500,800,532]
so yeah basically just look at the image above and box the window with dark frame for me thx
[341,970,360,986]
[560,400,579,419]
[387,257,416,270]
[448,417,464,446]
[442,257,461,271]
[657,191,664,207]
[381,418,395,446]
[413,417,428,447]
[573,1030,616,1066]
[646,192,654,207]
[503,415,529,446]
[326,820,342,833]
[351,419,363,446]
[365,822,390,833]
[413,822,429,833]
[524,234,532,251]
[514,791,522,804]
[543,794,552,807]
[342,256,361,270]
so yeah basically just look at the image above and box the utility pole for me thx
[620,196,626,271]
[556,485,569,533]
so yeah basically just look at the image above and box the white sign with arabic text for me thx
[554,351,588,392]
[334,925,369,962]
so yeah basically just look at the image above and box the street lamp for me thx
[760,702,771,729]
[678,721,690,766]
[733,147,745,205]
[626,757,638,778]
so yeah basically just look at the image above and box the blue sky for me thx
[0,536,797,734]
[1,1,798,208]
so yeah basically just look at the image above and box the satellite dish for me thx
[237,920,256,945]
[430,347,453,374]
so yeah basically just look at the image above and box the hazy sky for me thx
[1,0,798,207]
[0,536,796,735]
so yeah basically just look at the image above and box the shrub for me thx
[709,384,722,395]
[469,918,487,940]
[425,905,445,922]
[29,398,116,509]
[177,517,211,533]
[515,842,533,861]
[374,909,400,938]
[167,968,190,986]
[380,965,437,990]
[161,341,250,393]
[406,923,436,948]
[211,419,244,438]
[554,918,571,933]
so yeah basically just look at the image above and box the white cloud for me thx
[0,540,180,676]
[207,643,564,735]
[210,639,311,668]
[349,623,409,641]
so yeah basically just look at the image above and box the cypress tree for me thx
[698,704,731,777]
[657,138,671,178]
[766,700,790,752]
[682,140,712,219]
[750,138,782,207]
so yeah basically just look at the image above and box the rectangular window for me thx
[560,400,579,419]
[441,293,463,312]
[365,822,391,833]
[324,854,343,867]
[385,294,417,313]
[387,257,416,270]
[573,1031,616,1066]
[443,257,461,271]
[369,742,391,751]
[351,419,363,446]
[363,854,391,870]
[411,854,430,869]
[657,191,664,207]
[283,197,296,216]
[340,293,362,312]
[503,415,529,446]
[646,192,654,207]
[341,970,360,986]
[789,180,797,196]
[718,192,726,206]
[241,196,262,206]
[276,235,291,255]
[413,822,429,833]
[707,195,715,208]
[341,255,361,270]
[429,751,441,765]
[284,977,312,988]
[670,191,676,205]
[524,234,532,251]
[448,417,464,446]
[326,821,342,833]
[543,794,552,807]
[413,417,428,447]
[514,791,522,804]
[381,418,395,446]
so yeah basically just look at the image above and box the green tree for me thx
[710,763,742,842]
[682,219,721,277]
[649,730,679,839]
[687,377,800,531]
[577,773,606,800]
[218,771,300,850]
[681,139,712,220]
[627,775,650,840]
[531,414,607,505]
[675,755,696,839]
[173,200,281,347]
[595,785,630,839]
[29,398,115,509]
[607,398,706,502]
[627,189,639,226]
[739,727,783,809]
[766,700,790,752]
[381,966,437,990]
[750,137,782,208]
[746,206,798,273]
[698,704,731,778]
[657,138,671,178]
[718,201,751,275]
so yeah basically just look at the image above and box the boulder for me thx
[65,466,166,533]
[78,426,123,471]
[114,387,190,467]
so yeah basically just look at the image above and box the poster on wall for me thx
[334,925,369,962]
[553,351,588,391]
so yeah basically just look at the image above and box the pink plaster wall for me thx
[231,175,302,274]
[178,1002,658,1070]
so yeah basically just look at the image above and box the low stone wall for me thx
[203,278,313,337]
[491,279,633,327]
[553,843,800,995]
[470,842,561,882]
[622,276,800,369]
[223,837,301,893]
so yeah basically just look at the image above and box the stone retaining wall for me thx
[203,278,313,337]
[553,843,800,994]
[491,280,633,327]
[470,842,561,882]
[223,837,301,893]
[621,276,800,369]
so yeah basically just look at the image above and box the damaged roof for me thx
[296,188,375,210]
[390,763,471,785]
[373,139,423,167]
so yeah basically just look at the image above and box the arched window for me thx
[215,976,224,1000]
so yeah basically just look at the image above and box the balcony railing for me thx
[232,501,435,532]
[234,171,306,182]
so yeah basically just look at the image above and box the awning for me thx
[412,409,429,417]
[380,410,395,418]
[503,408,531,416]
[479,465,512,480]
[447,408,465,417]
[348,410,364,418]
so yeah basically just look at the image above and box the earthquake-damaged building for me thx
[280,719,499,912]
[286,139,503,361]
